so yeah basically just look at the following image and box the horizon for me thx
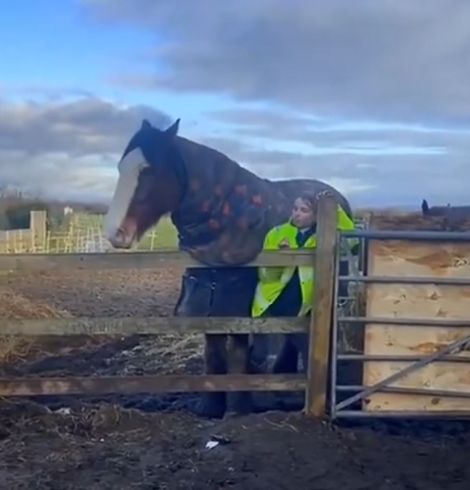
[2,1,470,209]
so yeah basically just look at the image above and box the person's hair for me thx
[296,192,318,210]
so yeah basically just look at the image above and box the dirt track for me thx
[0,267,469,489]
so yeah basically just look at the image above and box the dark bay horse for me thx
[422,199,470,229]
[104,118,353,418]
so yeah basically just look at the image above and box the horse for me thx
[421,198,450,216]
[422,198,470,229]
[104,118,353,418]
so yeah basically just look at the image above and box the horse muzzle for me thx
[106,219,138,249]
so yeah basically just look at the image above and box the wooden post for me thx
[30,210,47,251]
[304,194,339,418]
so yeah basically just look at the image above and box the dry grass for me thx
[0,289,71,320]
[0,286,72,365]
[0,284,118,367]
[369,211,470,231]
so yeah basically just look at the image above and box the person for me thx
[249,190,357,374]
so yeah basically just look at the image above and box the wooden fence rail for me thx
[0,248,316,271]
[0,196,339,418]
[0,317,308,336]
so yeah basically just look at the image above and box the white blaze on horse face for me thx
[104,147,149,245]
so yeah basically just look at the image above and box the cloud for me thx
[205,106,461,155]
[0,96,171,201]
[0,87,468,209]
[0,96,171,155]
[84,0,470,126]
[201,124,470,207]
[0,150,117,202]
[78,0,470,206]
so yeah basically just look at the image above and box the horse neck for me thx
[169,136,272,246]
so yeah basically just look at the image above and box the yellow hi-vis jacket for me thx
[251,205,356,318]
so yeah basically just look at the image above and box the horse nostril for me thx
[109,228,126,246]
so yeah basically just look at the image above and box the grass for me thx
[137,216,178,249]
[69,213,179,250]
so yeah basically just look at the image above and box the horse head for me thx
[105,118,186,249]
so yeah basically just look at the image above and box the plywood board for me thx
[363,239,470,412]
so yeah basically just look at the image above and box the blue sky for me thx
[1,0,470,209]
[1,1,231,119]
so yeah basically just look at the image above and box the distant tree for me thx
[4,200,49,230]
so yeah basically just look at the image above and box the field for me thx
[0,210,469,488]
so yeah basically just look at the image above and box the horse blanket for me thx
[170,136,352,317]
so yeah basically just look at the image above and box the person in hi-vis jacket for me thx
[250,190,358,374]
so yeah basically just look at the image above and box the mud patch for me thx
[0,401,469,490]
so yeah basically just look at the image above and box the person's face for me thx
[291,197,316,228]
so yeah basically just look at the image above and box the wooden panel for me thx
[0,249,315,271]
[0,374,306,396]
[0,316,308,336]
[363,239,470,412]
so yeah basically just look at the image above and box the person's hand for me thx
[317,189,334,200]
[279,239,290,249]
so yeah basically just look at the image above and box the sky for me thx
[1,0,470,209]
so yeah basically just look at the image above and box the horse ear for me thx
[165,118,180,138]
[141,119,152,130]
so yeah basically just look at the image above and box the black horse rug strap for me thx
[170,136,350,267]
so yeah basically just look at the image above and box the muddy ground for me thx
[0,267,469,489]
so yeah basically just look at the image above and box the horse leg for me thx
[272,334,300,373]
[292,332,309,373]
[174,269,228,418]
[201,333,228,418]
[249,333,270,373]
[226,333,253,415]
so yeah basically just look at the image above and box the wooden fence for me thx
[0,210,47,253]
[0,196,339,418]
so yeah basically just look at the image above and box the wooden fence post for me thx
[304,194,339,418]
[30,210,47,251]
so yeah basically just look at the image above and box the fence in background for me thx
[0,210,47,253]
[0,211,178,253]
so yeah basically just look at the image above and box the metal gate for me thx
[330,227,470,419]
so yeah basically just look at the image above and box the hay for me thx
[0,287,73,365]
[0,290,72,320]
[0,287,114,366]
